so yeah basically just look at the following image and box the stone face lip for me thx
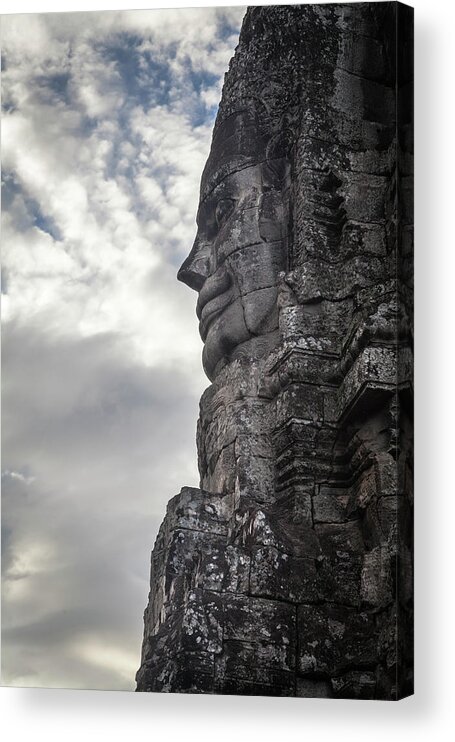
[137,3,414,700]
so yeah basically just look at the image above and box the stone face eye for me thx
[215,198,235,229]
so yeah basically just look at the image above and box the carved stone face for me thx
[178,112,288,380]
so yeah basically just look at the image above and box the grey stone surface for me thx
[137,3,413,700]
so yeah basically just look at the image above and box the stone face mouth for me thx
[197,268,233,339]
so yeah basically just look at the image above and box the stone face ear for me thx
[261,157,289,191]
[259,150,291,246]
[262,126,295,189]
[258,191,286,242]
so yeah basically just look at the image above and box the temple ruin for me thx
[136,3,414,700]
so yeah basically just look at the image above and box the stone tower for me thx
[136,3,414,700]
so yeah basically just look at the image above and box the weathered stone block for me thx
[296,678,333,698]
[331,670,377,699]
[235,452,275,504]
[298,604,378,676]
[313,490,348,523]
[218,639,293,679]
[360,546,394,609]
[250,545,318,603]
[222,545,251,594]
[180,590,224,654]
[223,594,296,668]
[137,651,216,694]
[275,383,324,425]
[315,522,365,606]
[164,487,232,536]
[203,442,237,494]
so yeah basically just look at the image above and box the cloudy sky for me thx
[1,5,245,690]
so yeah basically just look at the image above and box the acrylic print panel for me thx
[1,3,414,700]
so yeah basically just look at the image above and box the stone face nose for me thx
[177,238,212,292]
